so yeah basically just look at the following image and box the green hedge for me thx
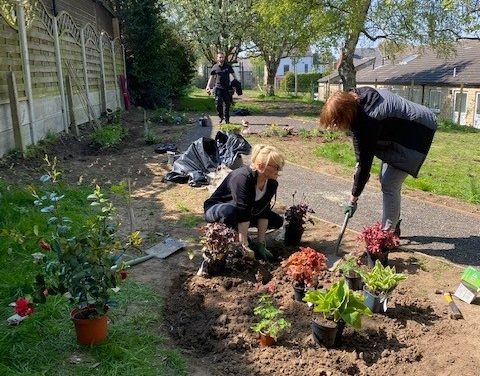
[284,72,323,92]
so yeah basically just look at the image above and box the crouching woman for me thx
[204,144,285,260]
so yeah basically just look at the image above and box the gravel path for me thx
[179,114,480,267]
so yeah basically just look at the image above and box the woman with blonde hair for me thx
[320,87,437,235]
[204,144,285,260]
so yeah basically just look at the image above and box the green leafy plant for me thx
[336,254,364,277]
[219,124,242,133]
[31,185,142,317]
[360,260,407,296]
[303,279,372,329]
[90,123,128,150]
[251,294,291,339]
[144,131,160,145]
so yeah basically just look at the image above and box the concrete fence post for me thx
[52,15,68,132]
[99,32,107,112]
[80,28,91,121]
[15,0,35,144]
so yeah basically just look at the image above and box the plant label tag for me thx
[454,281,478,304]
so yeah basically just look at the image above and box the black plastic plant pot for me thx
[367,250,389,267]
[345,273,363,291]
[284,225,304,246]
[311,318,345,348]
[205,257,226,276]
[293,285,306,302]
[363,288,388,313]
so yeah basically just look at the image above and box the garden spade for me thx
[335,212,350,256]
[111,237,185,270]
[327,213,351,271]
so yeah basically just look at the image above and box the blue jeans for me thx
[204,203,283,230]
[379,162,408,230]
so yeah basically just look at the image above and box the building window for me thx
[454,92,467,113]
[429,90,442,112]
[304,64,308,73]
[283,64,289,74]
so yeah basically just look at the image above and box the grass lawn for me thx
[0,182,187,376]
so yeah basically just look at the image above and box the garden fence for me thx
[0,0,126,156]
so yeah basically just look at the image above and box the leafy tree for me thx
[114,0,196,108]
[246,0,316,96]
[164,0,252,64]
[280,0,480,90]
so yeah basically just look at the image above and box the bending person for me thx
[320,87,437,235]
[204,144,285,260]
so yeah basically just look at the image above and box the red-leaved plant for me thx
[358,222,400,255]
[284,191,315,230]
[281,247,328,287]
[199,222,239,261]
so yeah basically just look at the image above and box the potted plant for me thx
[359,260,407,313]
[251,294,291,347]
[31,185,141,345]
[283,192,315,246]
[197,222,241,276]
[358,222,400,266]
[303,279,372,348]
[281,247,328,301]
[336,254,365,291]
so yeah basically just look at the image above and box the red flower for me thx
[15,297,34,317]
[38,240,51,251]
[120,270,128,280]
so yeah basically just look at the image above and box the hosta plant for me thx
[360,260,407,296]
[303,279,372,329]
[251,294,291,339]
[281,247,328,288]
[358,222,399,255]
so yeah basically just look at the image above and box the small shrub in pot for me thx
[251,294,291,346]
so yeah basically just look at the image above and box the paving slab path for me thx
[180,113,480,267]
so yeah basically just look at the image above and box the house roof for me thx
[319,55,378,83]
[320,41,480,86]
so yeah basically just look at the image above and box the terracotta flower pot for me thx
[71,307,108,345]
[259,332,276,347]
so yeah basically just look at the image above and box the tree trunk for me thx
[265,61,279,96]
[338,0,372,91]
[338,40,357,91]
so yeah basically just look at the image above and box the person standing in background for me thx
[206,52,237,124]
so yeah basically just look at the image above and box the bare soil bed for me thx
[1,109,479,376]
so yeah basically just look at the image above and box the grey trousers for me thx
[379,162,408,230]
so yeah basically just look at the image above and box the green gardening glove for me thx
[256,242,274,261]
[343,202,357,218]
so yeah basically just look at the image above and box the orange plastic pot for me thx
[71,308,108,345]
[259,332,276,347]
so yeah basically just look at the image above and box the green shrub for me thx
[90,123,127,149]
[219,124,242,133]
[360,261,406,296]
[284,72,323,93]
[150,108,186,124]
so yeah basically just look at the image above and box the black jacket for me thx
[351,87,437,197]
[204,165,277,222]
[229,79,243,96]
